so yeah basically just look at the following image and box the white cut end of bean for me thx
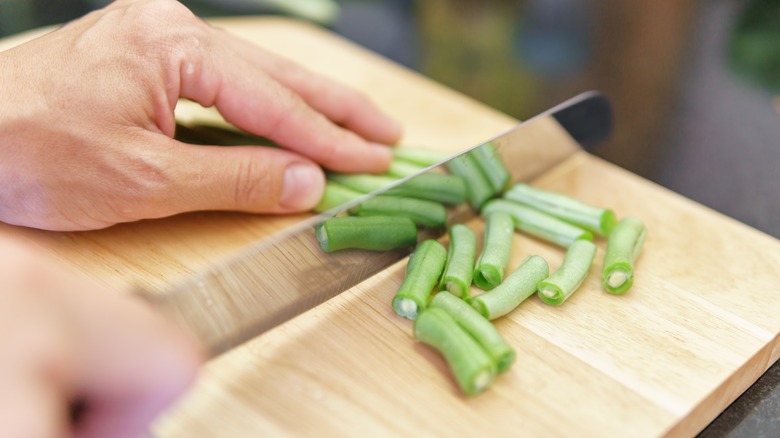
[315,226,328,246]
[608,271,628,288]
[398,298,418,319]
[541,288,557,299]
[445,281,463,298]
[473,370,492,393]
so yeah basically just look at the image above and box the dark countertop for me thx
[2,0,778,435]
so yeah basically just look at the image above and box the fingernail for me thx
[280,163,325,210]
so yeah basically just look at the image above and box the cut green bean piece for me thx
[328,173,399,194]
[537,239,597,306]
[385,159,426,178]
[392,240,448,320]
[471,143,510,194]
[446,152,494,210]
[473,212,514,290]
[482,199,593,248]
[329,172,466,204]
[385,173,467,205]
[314,181,364,213]
[393,147,450,167]
[439,224,477,298]
[602,216,646,295]
[505,183,617,236]
[351,195,447,229]
[429,291,516,374]
[414,307,497,396]
[470,255,549,320]
[316,216,417,253]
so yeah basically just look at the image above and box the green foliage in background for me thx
[728,0,780,93]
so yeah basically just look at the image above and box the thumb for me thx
[152,139,326,216]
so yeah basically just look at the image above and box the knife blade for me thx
[140,90,612,358]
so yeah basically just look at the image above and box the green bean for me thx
[328,173,399,194]
[504,183,617,236]
[173,123,277,147]
[537,239,596,306]
[351,195,447,229]
[469,255,549,320]
[385,159,426,178]
[315,216,417,253]
[446,151,494,210]
[471,143,510,194]
[602,216,646,294]
[385,173,467,205]
[414,307,497,396]
[429,291,516,374]
[439,225,477,298]
[473,212,514,290]
[392,240,448,320]
[331,172,466,205]
[393,147,450,167]
[482,199,593,248]
[314,181,364,213]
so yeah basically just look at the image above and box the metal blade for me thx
[141,91,612,357]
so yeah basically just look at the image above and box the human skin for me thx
[0,233,204,438]
[0,0,401,231]
[0,0,403,436]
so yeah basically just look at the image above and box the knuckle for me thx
[112,164,172,219]
[310,77,368,120]
[264,88,303,133]
[277,59,310,87]
[335,85,370,109]
[315,137,340,167]
[115,0,208,60]
[321,128,363,169]
[233,158,275,210]
[131,0,197,27]
[77,149,175,225]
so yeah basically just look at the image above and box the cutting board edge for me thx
[661,333,779,437]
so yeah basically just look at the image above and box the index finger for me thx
[173,26,394,174]
[212,27,403,145]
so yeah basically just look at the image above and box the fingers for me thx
[73,294,203,438]
[115,133,326,221]
[0,234,203,438]
[0,308,72,438]
[0,132,328,231]
[168,141,325,214]
[211,28,402,145]
[176,35,393,174]
[0,372,69,438]
[0,233,201,438]
[0,242,80,438]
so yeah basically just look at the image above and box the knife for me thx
[140,90,613,358]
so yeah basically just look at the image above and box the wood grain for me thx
[2,17,779,437]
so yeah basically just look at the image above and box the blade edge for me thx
[141,91,613,357]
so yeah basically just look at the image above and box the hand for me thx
[0,0,402,231]
[0,234,203,438]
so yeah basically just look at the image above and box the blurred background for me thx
[1,1,778,436]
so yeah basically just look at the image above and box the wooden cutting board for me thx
[2,18,780,437]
